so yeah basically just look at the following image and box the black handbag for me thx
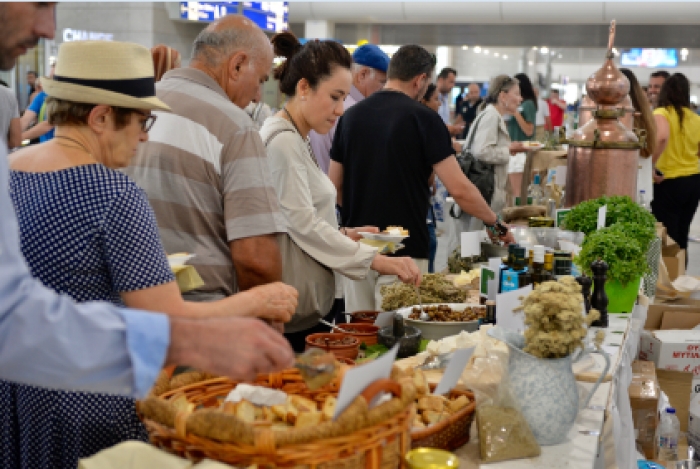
[450,111,495,218]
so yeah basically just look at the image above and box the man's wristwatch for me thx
[485,215,509,237]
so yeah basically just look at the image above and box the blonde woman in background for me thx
[464,75,527,230]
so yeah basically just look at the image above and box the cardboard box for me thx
[629,360,660,459]
[661,232,686,281]
[640,304,700,432]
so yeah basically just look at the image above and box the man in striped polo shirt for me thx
[125,15,287,306]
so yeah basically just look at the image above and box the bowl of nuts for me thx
[396,304,486,341]
[334,323,380,346]
[305,333,360,360]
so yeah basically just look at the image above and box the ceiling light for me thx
[551,51,556,56]
[558,54,562,59]
[528,60,534,66]
[532,46,538,50]
[540,47,549,54]
[503,55,508,59]
[474,46,482,53]
[462,45,468,50]
[484,49,490,55]
[494,52,500,57]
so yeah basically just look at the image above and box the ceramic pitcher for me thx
[488,327,610,445]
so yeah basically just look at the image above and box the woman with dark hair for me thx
[619,68,657,200]
[508,73,537,142]
[651,72,700,258]
[421,83,440,112]
[260,32,420,350]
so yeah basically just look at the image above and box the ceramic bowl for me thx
[377,325,422,358]
[395,303,483,341]
[305,333,360,360]
[334,323,379,346]
[349,311,380,324]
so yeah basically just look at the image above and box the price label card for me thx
[434,347,476,396]
[496,285,532,334]
[556,209,571,227]
[461,231,481,258]
[333,345,399,420]
[597,205,607,230]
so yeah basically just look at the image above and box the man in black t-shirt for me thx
[454,83,483,139]
[329,45,513,313]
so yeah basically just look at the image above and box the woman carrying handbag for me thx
[260,32,421,351]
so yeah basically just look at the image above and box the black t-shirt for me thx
[457,98,483,139]
[331,90,454,259]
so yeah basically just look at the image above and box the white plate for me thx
[168,253,196,267]
[395,303,485,341]
[359,232,408,243]
[523,142,544,151]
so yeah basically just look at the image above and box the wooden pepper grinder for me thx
[576,274,593,315]
[590,259,609,328]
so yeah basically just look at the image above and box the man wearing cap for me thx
[0,2,293,398]
[309,43,389,174]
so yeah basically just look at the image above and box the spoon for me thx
[294,348,337,390]
[417,352,453,370]
[689,446,695,461]
[415,285,429,321]
[318,318,346,333]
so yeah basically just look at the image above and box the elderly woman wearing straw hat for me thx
[5,40,297,469]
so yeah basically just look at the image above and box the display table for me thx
[82,308,645,469]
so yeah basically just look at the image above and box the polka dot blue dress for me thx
[4,164,175,469]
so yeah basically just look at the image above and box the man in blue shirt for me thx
[0,2,295,398]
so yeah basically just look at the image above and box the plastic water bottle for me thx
[528,174,543,205]
[638,190,651,212]
[658,407,680,461]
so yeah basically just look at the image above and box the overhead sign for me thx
[179,2,288,33]
[62,28,114,42]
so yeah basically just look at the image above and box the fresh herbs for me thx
[576,226,649,286]
[561,195,656,236]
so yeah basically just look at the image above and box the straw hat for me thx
[42,40,170,112]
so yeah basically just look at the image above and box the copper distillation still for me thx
[562,20,646,208]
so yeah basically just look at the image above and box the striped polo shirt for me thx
[123,68,287,297]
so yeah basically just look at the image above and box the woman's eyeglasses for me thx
[134,111,157,132]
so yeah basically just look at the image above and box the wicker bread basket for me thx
[410,384,476,451]
[138,369,415,469]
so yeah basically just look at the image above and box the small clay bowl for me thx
[335,323,379,346]
[305,333,360,360]
[377,325,422,358]
[349,310,380,324]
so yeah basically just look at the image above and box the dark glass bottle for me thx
[590,259,609,328]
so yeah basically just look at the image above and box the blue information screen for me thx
[179,2,288,32]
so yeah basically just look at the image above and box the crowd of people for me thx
[0,2,698,467]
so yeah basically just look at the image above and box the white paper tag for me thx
[333,344,399,420]
[555,166,568,186]
[496,285,533,334]
[597,205,607,230]
[434,347,475,396]
[373,311,395,329]
[461,231,481,258]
